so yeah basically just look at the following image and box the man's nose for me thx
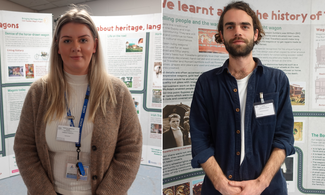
[234,26,242,37]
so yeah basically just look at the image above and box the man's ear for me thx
[219,31,224,43]
[254,29,258,42]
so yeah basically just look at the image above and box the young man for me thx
[164,113,186,149]
[190,1,294,195]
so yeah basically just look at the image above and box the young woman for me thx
[14,7,142,195]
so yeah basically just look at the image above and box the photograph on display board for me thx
[153,62,162,87]
[175,182,190,195]
[150,122,162,139]
[152,89,162,103]
[281,157,294,181]
[198,28,227,54]
[293,121,303,142]
[192,179,203,195]
[163,103,191,150]
[163,186,175,195]
[8,66,24,77]
[119,76,133,88]
[290,82,306,105]
[150,123,162,134]
[125,38,143,52]
[25,64,34,79]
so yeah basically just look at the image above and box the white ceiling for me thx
[8,0,98,11]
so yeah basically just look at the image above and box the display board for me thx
[0,10,52,179]
[92,13,162,167]
[0,11,162,181]
[162,0,325,194]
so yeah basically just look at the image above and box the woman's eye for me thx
[63,40,70,43]
[80,39,88,43]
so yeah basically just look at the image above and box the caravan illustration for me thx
[315,43,325,71]
[315,78,325,102]
[290,84,305,105]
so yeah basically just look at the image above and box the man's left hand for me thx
[228,178,268,195]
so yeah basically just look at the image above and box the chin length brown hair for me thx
[215,1,265,45]
[44,5,116,123]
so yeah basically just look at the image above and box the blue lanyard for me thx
[65,85,90,150]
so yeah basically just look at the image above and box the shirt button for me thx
[236,108,240,112]
[236,151,240,155]
[233,88,237,92]
[92,175,98,180]
[92,145,97,151]
[228,175,232,179]
[236,130,240,134]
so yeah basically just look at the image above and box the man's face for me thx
[220,9,258,58]
[169,117,180,129]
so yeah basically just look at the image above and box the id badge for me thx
[253,100,275,118]
[56,125,80,142]
[66,156,89,181]
[66,163,89,180]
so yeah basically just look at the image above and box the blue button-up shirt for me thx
[190,58,295,195]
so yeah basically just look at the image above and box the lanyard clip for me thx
[260,92,265,103]
[76,147,81,160]
[67,116,75,120]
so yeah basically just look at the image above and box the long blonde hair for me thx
[44,6,116,122]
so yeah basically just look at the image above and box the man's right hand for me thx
[214,174,242,195]
[201,156,242,195]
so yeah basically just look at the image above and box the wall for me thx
[0,0,34,12]
[40,0,161,19]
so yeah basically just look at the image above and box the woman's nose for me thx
[71,42,81,52]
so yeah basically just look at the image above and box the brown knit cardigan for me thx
[13,76,142,195]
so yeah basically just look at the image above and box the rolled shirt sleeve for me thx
[190,75,215,168]
[272,71,295,156]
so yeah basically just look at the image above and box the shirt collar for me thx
[171,127,181,131]
[215,57,265,75]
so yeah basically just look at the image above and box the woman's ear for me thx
[93,38,98,53]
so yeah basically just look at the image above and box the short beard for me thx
[224,37,254,58]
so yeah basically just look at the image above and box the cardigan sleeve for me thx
[13,80,57,195]
[96,79,142,195]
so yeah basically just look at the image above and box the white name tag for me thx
[56,125,80,142]
[254,102,275,118]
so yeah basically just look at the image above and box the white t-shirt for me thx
[236,72,253,165]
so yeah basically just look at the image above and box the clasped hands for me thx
[214,175,268,195]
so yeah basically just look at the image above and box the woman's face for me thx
[58,23,97,75]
